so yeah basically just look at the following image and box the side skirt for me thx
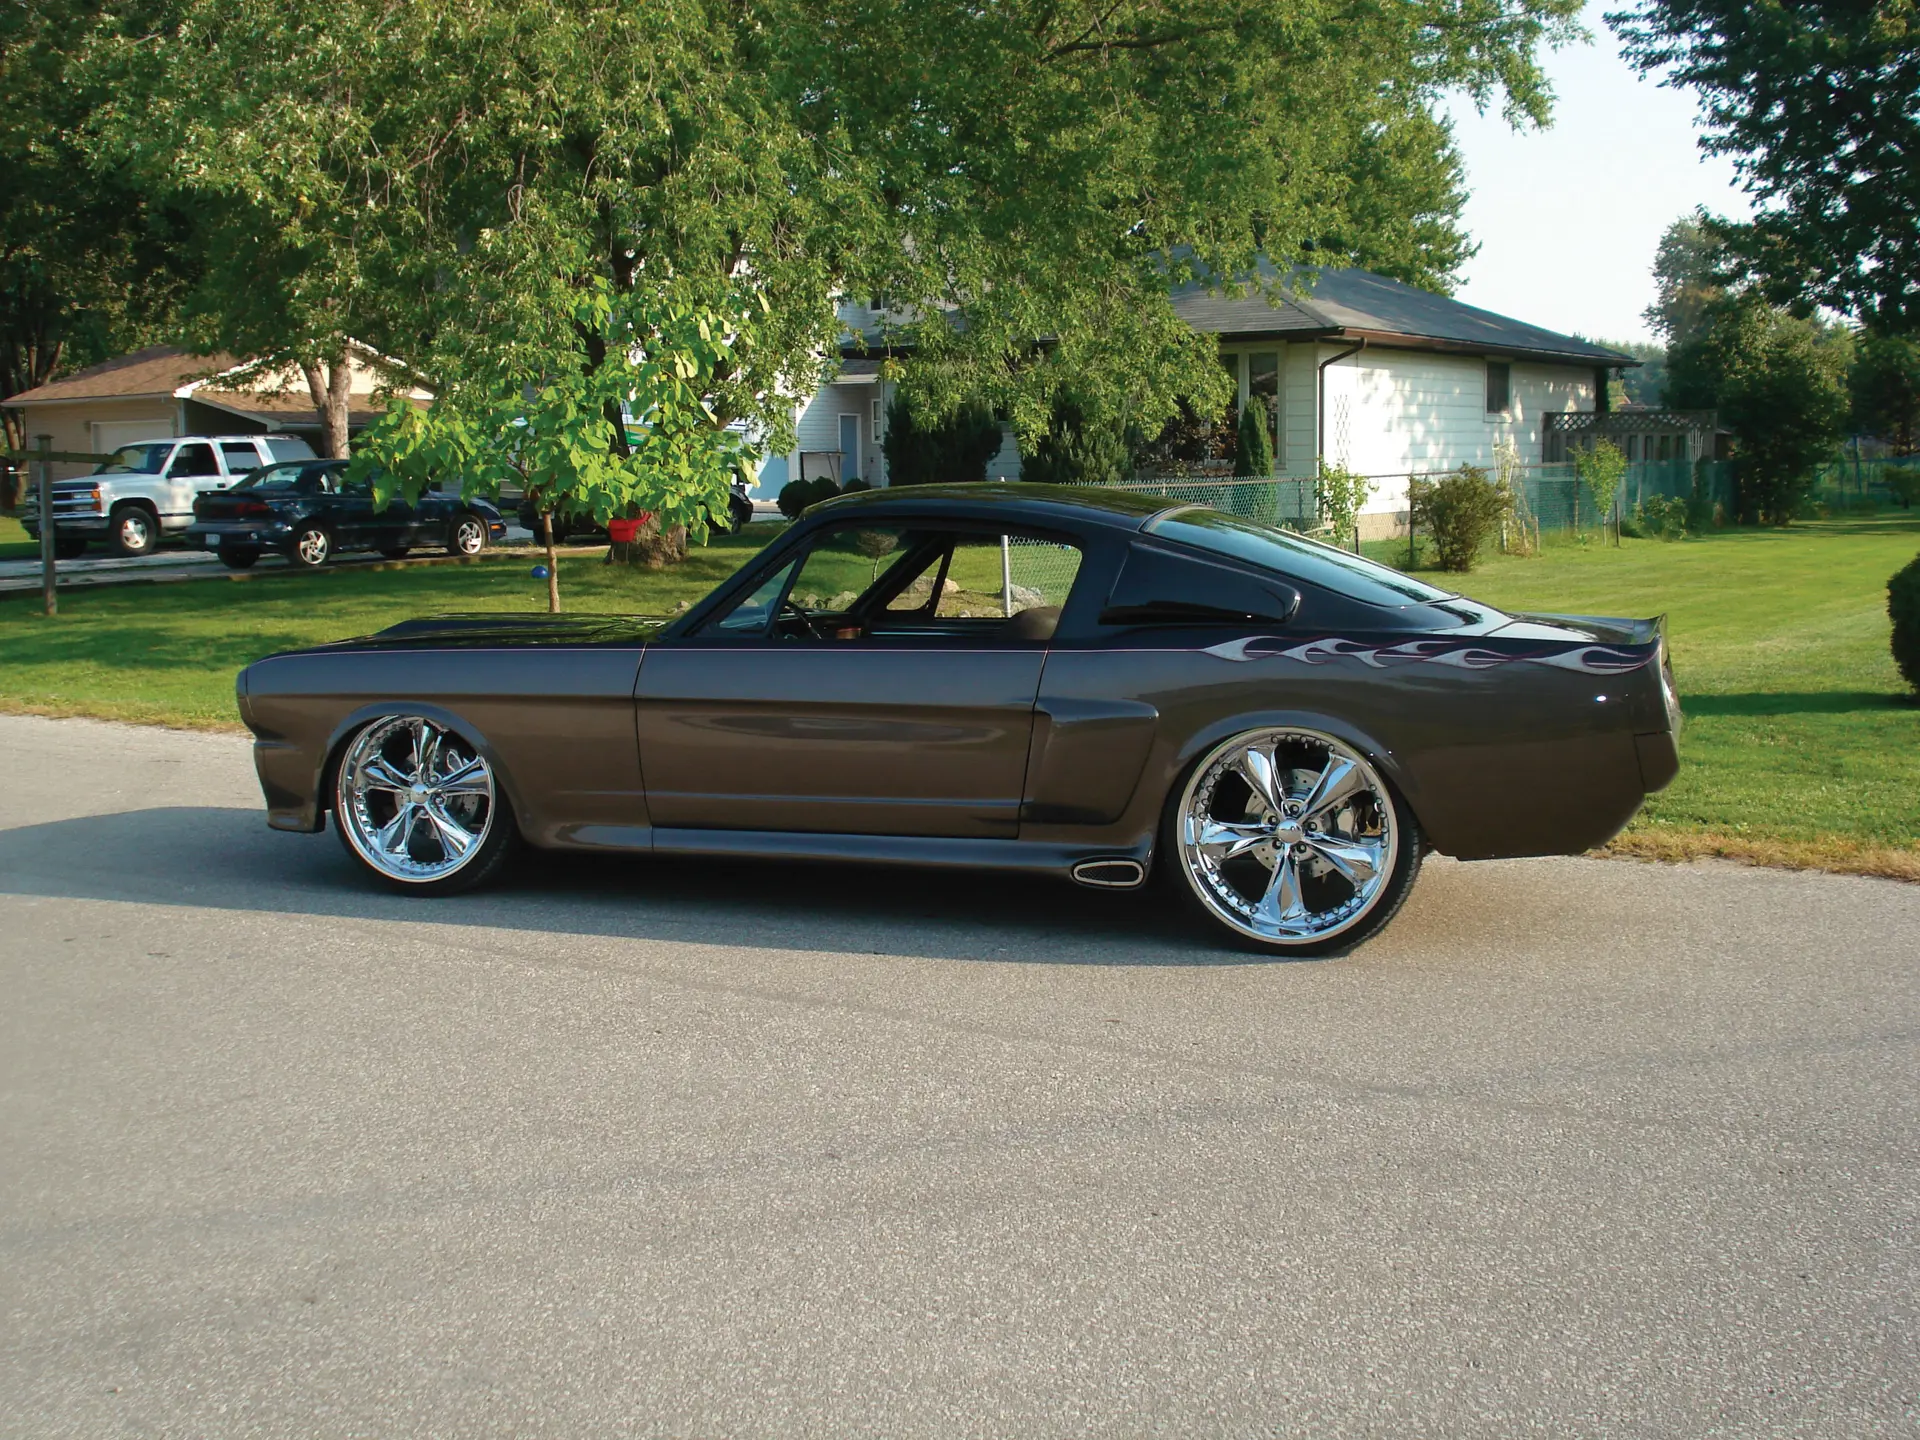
[549,823,1153,887]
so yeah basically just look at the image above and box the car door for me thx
[326,471,379,549]
[635,522,1083,839]
[162,442,221,524]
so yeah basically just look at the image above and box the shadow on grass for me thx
[1681,691,1917,718]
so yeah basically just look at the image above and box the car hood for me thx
[316,613,671,652]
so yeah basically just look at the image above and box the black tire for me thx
[1157,728,1424,959]
[378,544,411,560]
[109,505,160,557]
[447,512,488,556]
[289,524,332,568]
[52,537,88,560]
[218,546,260,570]
[727,491,755,534]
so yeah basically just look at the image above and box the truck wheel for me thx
[727,492,754,533]
[110,505,160,557]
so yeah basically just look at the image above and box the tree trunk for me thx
[300,352,354,458]
[541,511,562,614]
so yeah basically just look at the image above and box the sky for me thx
[1441,1,1751,346]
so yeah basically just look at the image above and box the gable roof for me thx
[1169,265,1636,367]
[3,346,241,405]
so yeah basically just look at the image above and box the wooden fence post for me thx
[35,434,56,618]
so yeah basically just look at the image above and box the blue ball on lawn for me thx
[531,564,550,580]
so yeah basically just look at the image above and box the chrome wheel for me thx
[449,515,486,555]
[336,716,496,884]
[1176,728,1400,947]
[112,507,158,556]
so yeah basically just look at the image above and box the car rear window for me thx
[264,436,319,462]
[237,460,343,492]
[1143,507,1455,607]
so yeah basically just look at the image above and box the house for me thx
[2,344,425,480]
[759,268,1637,538]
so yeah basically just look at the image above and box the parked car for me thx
[22,434,317,558]
[234,483,1681,956]
[515,475,756,542]
[188,459,508,569]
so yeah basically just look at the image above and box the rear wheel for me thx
[1165,727,1421,957]
[109,505,160,557]
[447,513,488,556]
[290,524,332,568]
[727,491,754,533]
[218,546,260,570]
[332,714,517,894]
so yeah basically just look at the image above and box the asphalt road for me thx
[1,715,1915,1438]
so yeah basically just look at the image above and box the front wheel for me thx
[1164,727,1422,957]
[290,524,332,568]
[726,491,754,534]
[110,506,160,557]
[332,714,517,894]
[447,513,488,556]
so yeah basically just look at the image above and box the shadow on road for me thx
[0,803,1292,967]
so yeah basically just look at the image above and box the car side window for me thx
[168,443,218,477]
[706,559,800,636]
[219,442,261,476]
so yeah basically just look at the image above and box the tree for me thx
[1667,297,1850,523]
[81,0,1583,512]
[1612,1,1920,333]
[880,396,1005,487]
[1850,331,1920,456]
[0,0,190,499]
[1643,212,1727,349]
[1573,439,1628,542]
[1020,392,1130,487]
[1233,401,1274,478]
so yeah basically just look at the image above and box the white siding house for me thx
[757,270,1634,530]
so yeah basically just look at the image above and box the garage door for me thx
[92,418,176,455]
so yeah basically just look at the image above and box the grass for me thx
[0,513,36,560]
[1362,517,1920,878]
[2,510,1915,878]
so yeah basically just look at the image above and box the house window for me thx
[1485,361,1511,414]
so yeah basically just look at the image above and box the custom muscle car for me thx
[236,483,1681,955]
[190,459,508,569]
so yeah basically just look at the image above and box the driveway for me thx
[1,715,1914,1438]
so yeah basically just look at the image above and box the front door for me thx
[163,442,221,523]
[636,523,1083,838]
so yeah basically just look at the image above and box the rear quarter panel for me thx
[240,645,648,846]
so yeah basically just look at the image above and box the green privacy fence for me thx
[1810,454,1918,509]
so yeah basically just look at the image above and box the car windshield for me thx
[93,443,172,476]
[1144,507,1456,607]
[235,460,343,493]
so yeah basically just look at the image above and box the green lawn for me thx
[0,513,36,560]
[2,511,1915,875]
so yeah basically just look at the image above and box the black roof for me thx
[1169,263,1636,367]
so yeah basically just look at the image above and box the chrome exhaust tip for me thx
[1070,858,1146,890]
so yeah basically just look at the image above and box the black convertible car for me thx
[189,459,508,569]
[236,483,1681,955]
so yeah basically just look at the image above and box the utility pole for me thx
[36,434,56,617]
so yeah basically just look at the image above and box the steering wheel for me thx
[775,597,816,639]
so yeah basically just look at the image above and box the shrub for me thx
[1886,467,1919,509]
[1021,391,1130,487]
[1573,439,1627,541]
[1316,462,1372,548]
[1408,465,1508,572]
[841,476,870,493]
[1635,494,1689,541]
[776,479,813,519]
[881,396,1004,485]
[1233,401,1273,478]
[1890,552,1920,696]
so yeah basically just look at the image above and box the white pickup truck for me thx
[23,433,318,557]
